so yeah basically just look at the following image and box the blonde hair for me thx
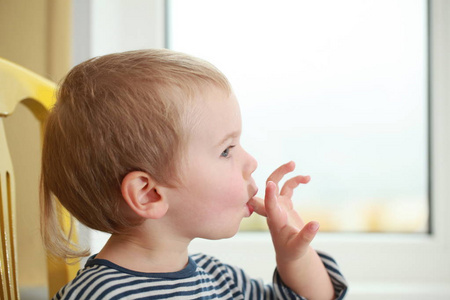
[40,49,231,259]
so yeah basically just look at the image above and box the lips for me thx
[250,186,258,199]
[246,203,254,216]
[244,187,258,217]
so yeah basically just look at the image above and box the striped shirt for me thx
[53,252,347,299]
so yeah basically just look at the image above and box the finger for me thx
[292,221,320,249]
[265,181,287,230]
[248,197,267,217]
[266,161,296,187]
[280,175,311,199]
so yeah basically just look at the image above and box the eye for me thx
[220,145,235,158]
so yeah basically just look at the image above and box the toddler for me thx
[41,49,347,299]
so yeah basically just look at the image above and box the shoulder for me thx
[54,254,223,300]
[53,262,121,300]
[53,255,169,300]
[190,253,238,276]
[190,252,223,267]
[189,253,252,289]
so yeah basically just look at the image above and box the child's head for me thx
[41,49,232,258]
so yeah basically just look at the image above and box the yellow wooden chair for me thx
[0,58,79,299]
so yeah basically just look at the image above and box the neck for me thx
[96,225,191,273]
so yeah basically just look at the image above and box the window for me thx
[74,0,450,297]
[168,0,429,234]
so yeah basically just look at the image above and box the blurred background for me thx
[1,0,449,299]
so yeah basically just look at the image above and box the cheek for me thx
[183,161,246,206]
[218,175,246,204]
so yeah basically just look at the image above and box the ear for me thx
[121,171,169,219]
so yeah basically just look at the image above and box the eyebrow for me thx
[217,130,241,147]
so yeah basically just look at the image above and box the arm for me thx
[250,161,335,300]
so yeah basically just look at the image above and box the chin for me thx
[201,225,240,240]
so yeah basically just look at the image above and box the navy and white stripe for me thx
[53,251,347,299]
[317,252,348,299]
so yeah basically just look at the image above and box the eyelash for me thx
[221,145,236,158]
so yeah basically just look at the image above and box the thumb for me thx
[294,221,320,248]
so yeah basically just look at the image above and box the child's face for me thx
[165,87,258,240]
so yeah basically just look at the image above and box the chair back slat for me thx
[0,119,19,299]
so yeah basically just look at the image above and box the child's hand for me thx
[250,161,335,299]
[252,161,318,262]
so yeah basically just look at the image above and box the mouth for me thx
[245,203,254,216]
[249,184,258,198]
[252,187,259,198]
[244,187,258,217]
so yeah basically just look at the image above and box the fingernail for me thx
[288,161,295,169]
[310,221,320,232]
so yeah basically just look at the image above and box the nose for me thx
[243,149,258,179]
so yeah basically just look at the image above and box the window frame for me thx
[74,0,450,298]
